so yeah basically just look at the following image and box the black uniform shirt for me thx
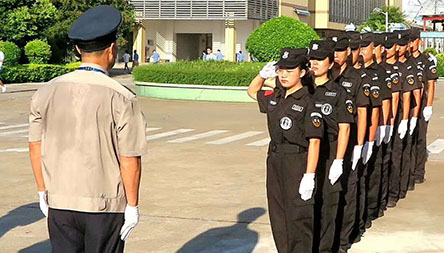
[380,61,402,93]
[257,86,324,147]
[337,65,370,108]
[360,71,382,107]
[362,62,392,101]
[399,58,422,93]
[411,53,439,89]
[312,79,354,137]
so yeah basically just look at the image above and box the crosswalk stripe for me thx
[247,137,270,147]
[0,129,28,137]
[0,148,28,153]
[427,139,444,154]
[0,123,28,131]
[147,129,195,141]
[168,130,228,143]
[207,131,263,145]
[146,127,161,132]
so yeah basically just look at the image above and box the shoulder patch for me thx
[310,112,322,128]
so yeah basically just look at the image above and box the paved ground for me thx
[0,71,443,253]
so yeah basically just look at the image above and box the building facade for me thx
[131,0,402,62]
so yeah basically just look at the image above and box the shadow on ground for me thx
[177,207,266,253]
[0,202,51,252]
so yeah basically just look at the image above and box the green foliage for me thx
[0,63,78,83]
[359,6,406,32]
[133,61,266,86]
[246,16,319,62]
[423,48,437,56]
[0,41,21,66]
[436,54,444,77]
[25,40,52,64]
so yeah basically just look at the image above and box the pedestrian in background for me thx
[132,49,139,71]
[206,48,216,61]
[122,50,131,73]
[237,51,244,62]
[29,5,147,252]
[202,50,207,61]
[151,50,160,64]
[216,49,224,61]
[0,50,5,93]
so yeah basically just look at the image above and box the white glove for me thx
[423,106,433,122]
[329,159,343,185]
[409,117,418,135]
[361,141,374,165]
[120,204,139,241]
[351,145,363,171]
[376,125,387,146]
[259,61,278,79]
[384,125,393,144]
[299,173,315,201]
[398,120,408,139]
[38,191,49,217]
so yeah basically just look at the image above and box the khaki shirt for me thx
[29,63,147,213]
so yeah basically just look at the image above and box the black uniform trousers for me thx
[48,208,125,253]
[266,143,314,253]
[352,159,367,241]
[334,127,359,251]
[400,130,414,199]
[313,139,341,253]
[413,100,429,182]
[379,141,392,214]
[389,117,404,203]
[366,144,383,221]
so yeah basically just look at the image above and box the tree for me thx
[359,6,407,32]
[246,16,319,62]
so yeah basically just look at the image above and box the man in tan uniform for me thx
[28,5,147,252]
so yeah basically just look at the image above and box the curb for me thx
[135,81,265,103]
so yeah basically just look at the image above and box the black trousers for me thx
[335,130,358,251]
[266,143,314,253]
[400,132,414,198]
[379,141,391,213]
[366,144,382,220]
[48,208,125,253]
[313,140,341,253]
[389,120,404,203]
[414,115,428,182]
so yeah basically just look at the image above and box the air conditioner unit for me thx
[295,9,310,16]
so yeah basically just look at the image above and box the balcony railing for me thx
[130,0,278,21]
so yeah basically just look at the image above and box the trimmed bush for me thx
[0,41,21,66]
[423,48,437,56]
[25,40,52,64]
[437,54,444,77]
[0,63,78,83]
[133,61,266,86]
[246,16,319,62]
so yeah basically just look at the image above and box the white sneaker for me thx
[1,86,6,93]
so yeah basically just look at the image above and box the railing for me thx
[130,0,278,21]
[329,0,385,24]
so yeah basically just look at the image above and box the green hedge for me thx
[0,62,81,83]
[0,41,21,66]
[437,54,444,77]
[25,40,52,64]
[133,61,265,86]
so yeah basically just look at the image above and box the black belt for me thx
[269,142,307,154]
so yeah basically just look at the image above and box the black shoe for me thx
[415,178,425,184]
[387,199,397,208]
[378,209,384,217]
[399,194,406,199]
[365,220,372,229]
[408,184,415,191]
[338,249,348,253]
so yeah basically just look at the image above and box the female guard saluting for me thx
[307,40,354,253]
[247,48,324,253]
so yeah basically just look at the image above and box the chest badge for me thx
[311,112,322,128]
[280,117,293,130]
[321,103,333,116]
[341,81,352,88]
[431,68,437,74]
[291,104,304,112]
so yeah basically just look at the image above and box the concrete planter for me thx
[135,81,258,102]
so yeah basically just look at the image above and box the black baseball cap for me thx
[274,48,308,69]
[384,33,398,48]
[69,5,122,52]
[410,29,421,40]
[307,40,335,60]
[328,34,350,51]
[373,33,385,46]
[347,31,361,50]
[359,33,374,47]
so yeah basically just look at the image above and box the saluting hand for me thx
[259,61,278,79]
[38,191,49,217]
[299,173,315,201]
[120,204,139,241]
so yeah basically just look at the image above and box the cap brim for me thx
[359,41,372,47]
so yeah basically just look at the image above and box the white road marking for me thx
[427,139,444,154]
[168,130,228,143]
[146,127,161,132]
[0,148,28,153]
[0,129,28,137]
[0,123,28,131]
[207,131,263,145]
[147,129,195,141]
[247,137,270,147]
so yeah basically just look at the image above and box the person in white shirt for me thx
[206,48,217,61]
[122,51,131,73]
[0,50,5,93]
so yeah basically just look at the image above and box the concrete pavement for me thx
[0,73,443,252]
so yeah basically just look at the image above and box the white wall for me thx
[143,19,261,62]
